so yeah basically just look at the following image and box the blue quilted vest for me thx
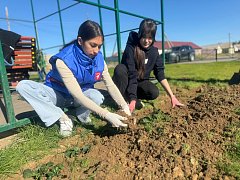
[45,41,104,97]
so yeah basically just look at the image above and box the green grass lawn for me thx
[165,61,239,81]
[108,60,239,81]
[164,61,240,88]
[108,60,240,88]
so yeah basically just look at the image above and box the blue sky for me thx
[0,0,240,57]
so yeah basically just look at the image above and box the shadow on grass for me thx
[80,122,127,137]
[167,77,230,84]
[15,111,46,127]
[0,111,46,139]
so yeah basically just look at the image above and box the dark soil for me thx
[8,84,240,179]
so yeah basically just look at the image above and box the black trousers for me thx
[112,64,159,102]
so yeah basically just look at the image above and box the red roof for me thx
[154,41,202,50]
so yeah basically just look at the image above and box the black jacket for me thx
[121,31,165,101]
[0,28,21,63]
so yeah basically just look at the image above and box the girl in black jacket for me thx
[112,19,184,112]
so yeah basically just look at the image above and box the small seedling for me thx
[81,144,91,154]
[139,117,154,133]
[139,109,170,134]
[182,143,191,155]
[65,147,80,158]
[65,144,91,158]
[23,162,64,180]
[206,131,214,140]
[79,158,90,168]
[234,108,240,115]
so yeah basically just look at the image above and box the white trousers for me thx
[16,80,104,127]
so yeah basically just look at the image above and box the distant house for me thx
[202,42,239,54]
[154,41,202,55]
[234,43,240,52]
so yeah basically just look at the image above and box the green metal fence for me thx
[0,0,165,133]
[0,42,31,132]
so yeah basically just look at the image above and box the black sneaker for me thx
[135,99,144,110]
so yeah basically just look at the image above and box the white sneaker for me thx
[59,113,73,137]
[78,116,92,124]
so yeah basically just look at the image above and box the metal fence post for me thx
[114,0,122,63]
[0,41,31,132]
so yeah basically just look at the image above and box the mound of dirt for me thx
[9,85,240,179]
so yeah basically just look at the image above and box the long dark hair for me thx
[78,20,104,42]
[61,20,104,50]
[134,19,157,79]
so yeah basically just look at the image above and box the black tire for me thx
[189,54,195,61]
[175,56,180,63]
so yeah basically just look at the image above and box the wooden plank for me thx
[13,62,32,65]
[17,42,35,46]
[14,56,32,59]
[11,65,32,69]
[5,36,36,81]
[13,51,32,55]
[14,58,32,61]
[20,36,35,41]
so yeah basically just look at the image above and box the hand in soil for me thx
[115,110,137,129]
[121,104,131,116]
[171,95,185,108]
[105,112,128,127]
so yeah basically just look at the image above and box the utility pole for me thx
[5,6,11,31]
[228,33,231,48]
[229,32,234,57]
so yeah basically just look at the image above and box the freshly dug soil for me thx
[8,84,240,179]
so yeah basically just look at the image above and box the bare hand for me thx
[171,95,184,108]
[129,100,136,113]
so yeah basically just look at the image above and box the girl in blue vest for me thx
[112,19,184,113]
[16,20,131,137]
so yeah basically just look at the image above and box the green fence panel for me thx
[0,41,31,133]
